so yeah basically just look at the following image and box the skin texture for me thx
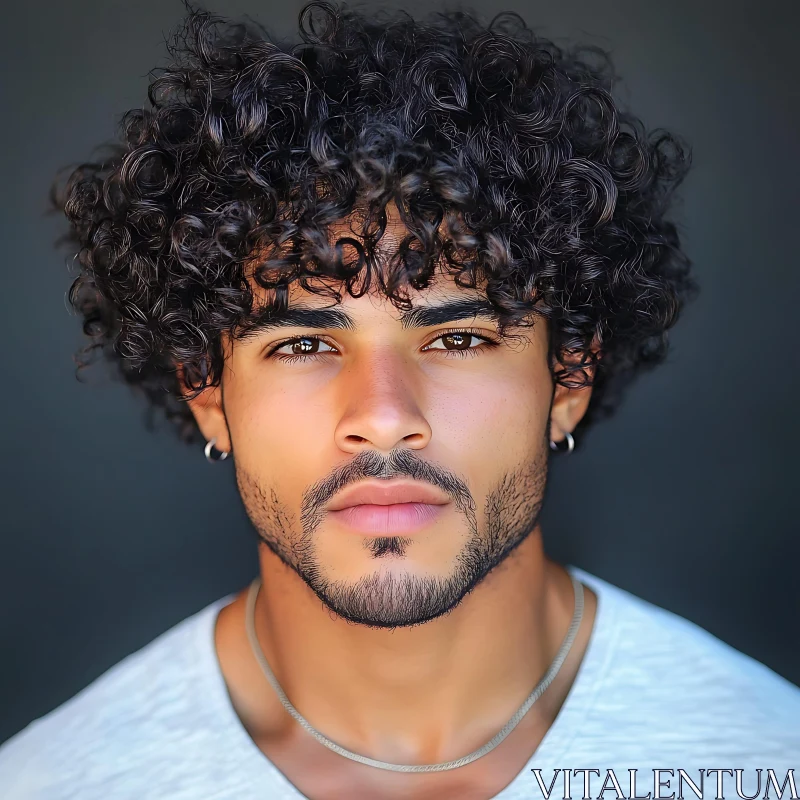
[186,208,599,798]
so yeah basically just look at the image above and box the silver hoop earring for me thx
[549,431,574,454]
[204,437,229,463]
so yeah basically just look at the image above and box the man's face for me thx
[193,216,576,629]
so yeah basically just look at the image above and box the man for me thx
[1,1,797,798]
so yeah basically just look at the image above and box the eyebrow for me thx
[240,298,501,338]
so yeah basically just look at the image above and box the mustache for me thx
[299,448,477,534]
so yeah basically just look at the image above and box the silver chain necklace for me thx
[244,573,584,773]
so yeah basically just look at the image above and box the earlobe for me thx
[549,363,595,447]
[177,365,232,453]
[548,394,584,453]
[549,430,575,453]
[204,437,230,463]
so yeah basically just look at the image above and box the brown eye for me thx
[432,332,476,350]
[443,333,472,350]
[290,337,319,355]
[272,337,336,358]
[423,330,496,357]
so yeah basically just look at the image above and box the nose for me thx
[333,347,433,455]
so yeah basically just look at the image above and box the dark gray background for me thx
[2,0,798,745]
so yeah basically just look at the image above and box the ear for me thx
[177,364,232,454]
[549,341,601,446]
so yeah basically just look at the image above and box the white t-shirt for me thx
[1,565,797,799]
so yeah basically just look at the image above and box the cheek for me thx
[228,369,336,471]
[429,361,551,461]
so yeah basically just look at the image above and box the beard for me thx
[236,444,549,630]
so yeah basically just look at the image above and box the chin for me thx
[301,557,483,629]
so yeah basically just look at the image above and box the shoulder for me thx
[0,594,234,799]
[571,565,800,760]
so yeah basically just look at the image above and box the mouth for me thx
[327,502,447,535]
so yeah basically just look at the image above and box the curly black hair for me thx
[50,0,698,445]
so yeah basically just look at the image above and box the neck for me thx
[215,527,589,766]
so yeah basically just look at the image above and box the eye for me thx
[422,329,498,356]
[426,332,480,351]
[270,336,337,361]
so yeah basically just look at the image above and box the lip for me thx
[325,480,450,535]
[326,480,451,512]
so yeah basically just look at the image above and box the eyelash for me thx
[266,327,500,365]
